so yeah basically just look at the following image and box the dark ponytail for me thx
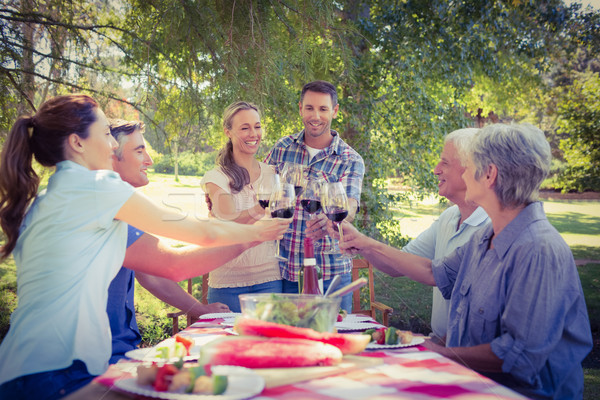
[0,94,98,259]
[0,117,39,259]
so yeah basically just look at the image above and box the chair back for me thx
[351,259,393,326]
[169,274,209,334]
[351,259,375,316]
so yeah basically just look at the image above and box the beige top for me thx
[200,163,281,288]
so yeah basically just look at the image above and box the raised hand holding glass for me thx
[269,182,296,261]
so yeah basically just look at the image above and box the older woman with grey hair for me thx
[336,123,592,399]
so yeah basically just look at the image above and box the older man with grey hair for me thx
[402,128,489,343]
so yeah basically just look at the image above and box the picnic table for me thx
[65,314,527,400]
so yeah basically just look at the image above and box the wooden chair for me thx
[167,275,209,334]
[351,259,393,326]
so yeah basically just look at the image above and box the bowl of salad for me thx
[238,293,341,333]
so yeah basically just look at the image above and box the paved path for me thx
[575,259,600,266]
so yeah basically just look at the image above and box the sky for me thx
[567,0,600,9]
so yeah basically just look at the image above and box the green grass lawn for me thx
[0,172,599,397]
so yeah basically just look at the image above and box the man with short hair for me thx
[401,128,489,342]
[107,119,251,363]
[265,81,365,312]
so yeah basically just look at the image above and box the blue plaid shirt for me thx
[264,129,365,281]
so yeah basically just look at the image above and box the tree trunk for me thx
[19,0,37,113]
[173,141,179,182]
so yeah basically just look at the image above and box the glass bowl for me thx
[238,293,342,333]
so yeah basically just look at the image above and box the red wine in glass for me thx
[294,186,304,197]
[301,199,322,214]
[258,199,270,209]
[271,207,295,219]
[322,181,353,259]
[325,207,348,222]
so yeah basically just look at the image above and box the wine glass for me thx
[301,178,323,216]
[257,173,280,210]
[269,183,296,261]
[301,178,328,260]
[322,181,352,259]
[282,163,306,198]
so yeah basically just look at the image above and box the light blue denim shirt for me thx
[432,202,592,399]
[403,205,489,338]
[0,161,135,385]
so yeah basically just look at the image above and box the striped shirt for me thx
[264,129,365,281]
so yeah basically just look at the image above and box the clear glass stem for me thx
[337,222,344,246]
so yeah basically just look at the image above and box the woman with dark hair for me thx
[200,101,282,312]
[0,94,288,400]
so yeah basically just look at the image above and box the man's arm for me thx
[423,340,504,373]
[331,220,436,285]
[122,232,257,282]
[135,272,229,318]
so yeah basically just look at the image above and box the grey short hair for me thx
[469,123,551,208]
[445,128,479,164]
[109,119,145,160]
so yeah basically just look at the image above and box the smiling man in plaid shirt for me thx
[264,80,364,312]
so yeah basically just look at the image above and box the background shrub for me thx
[154,151,217,176]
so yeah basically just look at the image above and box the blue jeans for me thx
[282,273,353,312]
[208,280,283,312]
[0,360,94,400]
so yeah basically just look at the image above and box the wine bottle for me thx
[301,237,322,295]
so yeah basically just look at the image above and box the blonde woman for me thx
[201,101,282,312]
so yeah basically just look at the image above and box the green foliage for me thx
[585,368,600,399]
[153,150,217,176]
[555,70,600,192]
[134,280,179,346]
[0,254,17,341]
[579,263,600,335]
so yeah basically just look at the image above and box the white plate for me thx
[197,313,241,321]
[125,337,202,362]
[343,314,373,322]
[335,321,384,331]
[365,336,425,349]
[125,347,199,363]
[113,366,264,400]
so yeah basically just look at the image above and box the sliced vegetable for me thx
[372,327,386,344]
[136,363,159,386]
[212,375,228,395]
[153,364,179,392]
[363,328,376,339]
[385,327,398,345]
[185,365,207,393]
[156,346,169,359]
[175,334,194,355]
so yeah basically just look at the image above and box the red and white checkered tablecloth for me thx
[96,316,528,400]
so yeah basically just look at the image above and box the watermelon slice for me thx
[199,336,342,368]
[235,318,370,355]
